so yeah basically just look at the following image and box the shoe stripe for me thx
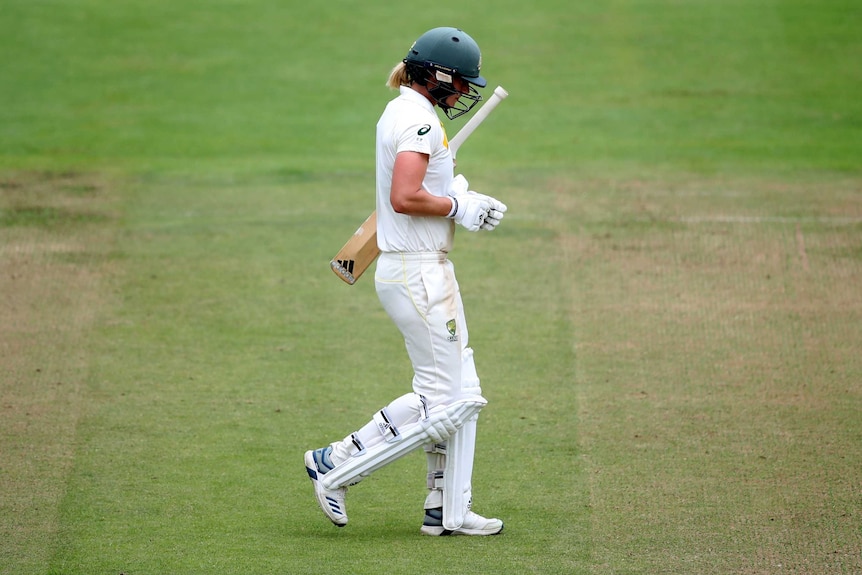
[325,496,343,516]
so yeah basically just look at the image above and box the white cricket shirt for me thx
[375,86,455,253]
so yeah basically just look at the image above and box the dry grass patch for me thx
[0,171,117,574]
[554,176,862,574]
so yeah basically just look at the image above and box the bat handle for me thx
[450,85,509,158]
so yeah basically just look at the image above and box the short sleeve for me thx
[394,119,442,156]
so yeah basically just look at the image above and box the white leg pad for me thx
[443,415,478,530]
[320,394,486,490]
[421,347,484,529]
[441,347,483,530]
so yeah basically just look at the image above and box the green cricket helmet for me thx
[404,27,486,119]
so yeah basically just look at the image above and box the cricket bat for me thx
[330,85,510,285]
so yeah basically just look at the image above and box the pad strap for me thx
[373,408,401,442]
[425,442,447,490]
[350,433,366,456]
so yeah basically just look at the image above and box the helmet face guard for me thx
[422,65,482,120]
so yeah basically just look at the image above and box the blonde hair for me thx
[386,61,411,89]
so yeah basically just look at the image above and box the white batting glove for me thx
[450,174,470,196]
[480,209,504,231]
[448,194,490,232]
[448,174,508,231]
[478,195,507,230]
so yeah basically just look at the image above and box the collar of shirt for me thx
[399,85,436,114]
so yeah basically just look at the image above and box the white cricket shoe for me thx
[420,507,504,536]
[304,447,348,526]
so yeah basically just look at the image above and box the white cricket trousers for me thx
[325,251,480,480]
[375,251,467,404]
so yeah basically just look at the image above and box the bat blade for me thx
[330,211,378,285]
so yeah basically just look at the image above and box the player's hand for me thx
[450,175,508,231]
[478,194,507,230]
[480,210,504,231]
[450,194,490,232]
[465,194,506,230]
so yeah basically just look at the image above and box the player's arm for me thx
[389,151,453,217]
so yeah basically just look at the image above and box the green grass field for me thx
[2,1,860,573]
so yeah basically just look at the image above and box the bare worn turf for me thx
[0,172,117,573]
[553,177,862,573]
